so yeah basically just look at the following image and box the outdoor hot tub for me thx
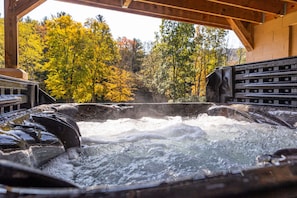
[1,102,297,197]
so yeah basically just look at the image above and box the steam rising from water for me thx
[41,114,297,187]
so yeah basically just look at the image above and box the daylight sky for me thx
[0,0,242,47]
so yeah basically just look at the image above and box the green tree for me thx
[140,23,229,101]
[193,25,228,97]
[140,41,165,96]
[158,20,196,101]
[237,47,246,64]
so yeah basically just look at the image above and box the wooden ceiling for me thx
[54,0,297,51]
[4,0,297,71]
[7,0,297,51]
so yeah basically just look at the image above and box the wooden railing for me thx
[0,74,54,114]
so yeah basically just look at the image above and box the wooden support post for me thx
[4,0,18,70]
[0,0,27,79]
[1,0,45,79]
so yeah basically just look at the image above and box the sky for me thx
[0,0,242,47]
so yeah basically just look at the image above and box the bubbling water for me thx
[41,114,297,187]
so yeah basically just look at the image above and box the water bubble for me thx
[41,115,297,187]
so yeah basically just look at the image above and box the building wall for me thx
[246,11,297,63]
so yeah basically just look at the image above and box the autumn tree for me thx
[0,13,234,103]
[193,25,228,97]
[117,37,145,101]
[43,13,88,102]
[117,37,144,73]
[19,17,44,80]
[44,14,134,102]
[80,16,132,102]
[78,16,124,102]
[104,66,135,102]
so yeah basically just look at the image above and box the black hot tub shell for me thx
[1,102,297,197]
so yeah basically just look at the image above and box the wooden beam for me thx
[4,0,18,69]
[130,1,232,29]
[58,0,232,29]
[134,0,262,24]
[282,0,297,4]
[207,0,285,15]
[227,18,253,51]
[14,0,46,19]
[121,0,133,8]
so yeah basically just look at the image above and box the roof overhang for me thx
[57,0,297,51]
[3,0,297,75]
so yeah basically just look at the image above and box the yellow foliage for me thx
[104,66,135,102]
[44,15,134,102]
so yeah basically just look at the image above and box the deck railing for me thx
[207,56,297,108]
[0,74,54,114]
